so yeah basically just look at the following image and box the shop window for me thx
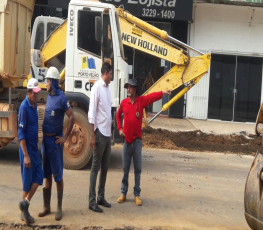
[78,11,101,57]
[208,54,263,122]
[208,54,236,121]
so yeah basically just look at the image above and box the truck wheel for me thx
[63,107,92,170]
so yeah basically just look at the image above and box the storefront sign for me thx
[101,0,193,21]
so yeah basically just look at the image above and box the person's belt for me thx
[43,133,57,136]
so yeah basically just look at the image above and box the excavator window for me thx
[47,22,60,38]
[34,22,44,49]
[78,10,101,58]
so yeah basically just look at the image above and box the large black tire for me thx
[63,107,92,170]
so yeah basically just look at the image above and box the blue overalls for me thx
[18,96,43,192]
[42,80,70,182]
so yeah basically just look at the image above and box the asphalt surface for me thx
[0,142,253,229]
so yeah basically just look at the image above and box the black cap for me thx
[124,79,138,89]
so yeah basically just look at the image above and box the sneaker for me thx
[134,196,142,206]
[117,195,126,203]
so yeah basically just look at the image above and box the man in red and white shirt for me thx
[116,78,171,206]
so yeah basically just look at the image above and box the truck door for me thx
[68,6,120,105]
[71,7,103,97]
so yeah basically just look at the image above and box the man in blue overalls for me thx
[38,67,75,220]
[18,78,43,225]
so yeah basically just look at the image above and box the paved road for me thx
[0,142,253,229]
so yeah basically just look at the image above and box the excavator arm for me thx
[118,8,189,65]
[40,20,67,67]
[117,8,211,124]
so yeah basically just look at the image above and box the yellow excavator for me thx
[0,0,210,170]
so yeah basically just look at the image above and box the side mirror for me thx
[95,16,102,42]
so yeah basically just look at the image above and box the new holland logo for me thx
[82,57,96,70]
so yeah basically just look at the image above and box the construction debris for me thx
[142,127,262,155]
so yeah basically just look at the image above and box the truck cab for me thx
[65,1,128,108]
[31,16,64,50]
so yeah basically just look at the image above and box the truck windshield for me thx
[115,12,124,60]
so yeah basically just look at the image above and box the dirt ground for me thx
[0,141,252,230]
[0,128,256,230]
[142,127,262,155]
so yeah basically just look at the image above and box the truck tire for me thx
[63,107,92,170]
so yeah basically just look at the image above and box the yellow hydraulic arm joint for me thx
[148,76,202,124]
[40,20,68,66]
[143,53,211,125]
[143,53,211,96]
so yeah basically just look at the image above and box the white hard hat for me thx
[45,66,60,80]
[27,78,41,93]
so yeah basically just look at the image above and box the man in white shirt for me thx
[88,62,112,213]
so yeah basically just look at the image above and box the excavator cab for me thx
[244,104,263,229]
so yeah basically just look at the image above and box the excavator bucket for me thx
[244,152,263,229]
[245,104,263,229]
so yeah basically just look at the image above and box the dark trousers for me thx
[121,138,142,197]
[89,129,111,205]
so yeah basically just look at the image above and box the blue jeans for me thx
[121,138,142,197]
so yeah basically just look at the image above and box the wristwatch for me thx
[162,90,165,94]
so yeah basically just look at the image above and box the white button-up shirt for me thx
[88,78,112,137]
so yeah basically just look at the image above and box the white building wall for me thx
[186,3,263,119]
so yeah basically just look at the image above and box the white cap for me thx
[45,66,60,80]
[27,78,41,93]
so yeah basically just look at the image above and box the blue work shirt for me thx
[42,93,70,135]
[18,96,39,153]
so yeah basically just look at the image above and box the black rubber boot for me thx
[20,211,35,223]
[55,190,63,220]
[19,200,30,225]
[38,187,51,217]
